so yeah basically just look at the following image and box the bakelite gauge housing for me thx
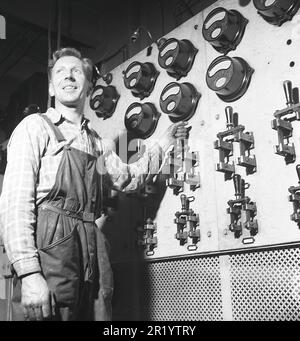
[202,7,248,54]
[124,102,160,139]
[89,85,120,120]
[159,82,201,122]
[123,61,159,100]
[253,0,300,26]
[157,38,198,80]
[206,55,254,102]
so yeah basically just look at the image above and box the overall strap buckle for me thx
[40,203,95,222]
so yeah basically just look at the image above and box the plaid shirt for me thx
[0,108,164,277]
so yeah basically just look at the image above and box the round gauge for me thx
[157,38,198,80]
[206,55,254,102]
[124,102,160,139]
[253,0,300,26]
[89,85,120,120]
[202,7,248,54]
[160,82,200,122]
[123,61,159,100]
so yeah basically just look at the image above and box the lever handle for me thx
[225,106,234,128]
[180,194,188,210]
[233,174,241,198]
[283,80,293,106]
[240,179,246,198]
[296,164,300,182]
[176,134,188,162]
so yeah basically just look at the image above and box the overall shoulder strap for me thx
[87,126,104,155]
[40,114,66,142]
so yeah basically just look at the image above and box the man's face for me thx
[49,55,91,107]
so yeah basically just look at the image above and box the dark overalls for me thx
[11,114,113,321]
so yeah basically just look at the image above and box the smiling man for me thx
[0,47,189,321]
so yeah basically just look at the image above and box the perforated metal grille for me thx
[230,247,300,321]
[141,256,223,321]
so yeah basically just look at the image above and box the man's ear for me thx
[49,81,55,97]
[86,82,93,97]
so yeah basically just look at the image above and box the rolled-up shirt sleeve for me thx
[99,138,165,192]
[0,115,46,277]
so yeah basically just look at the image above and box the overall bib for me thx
[11,114,113,321]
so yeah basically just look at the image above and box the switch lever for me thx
[225,106,234,129]
[296,164,300,184]
[180,194,188,211]
[283,80,293,107]
[288,164,300,228]
[233,174,242,198]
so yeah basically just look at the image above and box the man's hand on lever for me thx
[159,121,191,150]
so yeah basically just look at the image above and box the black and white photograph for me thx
[0,0,300,326]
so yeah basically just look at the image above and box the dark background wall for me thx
[0,0,216,141]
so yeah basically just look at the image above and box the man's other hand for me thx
[21,273,55,320]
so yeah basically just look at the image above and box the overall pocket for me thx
[38,225,81,308]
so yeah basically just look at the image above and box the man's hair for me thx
[48,47,93,83]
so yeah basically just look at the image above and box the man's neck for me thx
[55,101,84,128]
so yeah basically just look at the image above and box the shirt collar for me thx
[45,107,90,129]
